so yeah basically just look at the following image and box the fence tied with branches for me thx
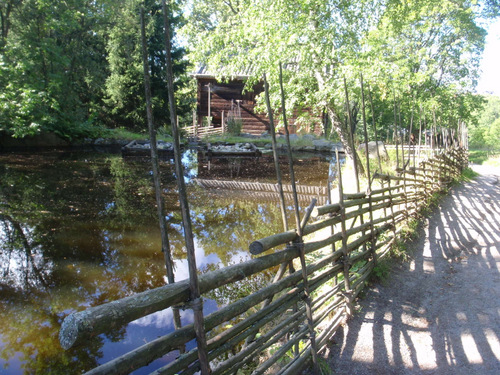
[58,144,468,375]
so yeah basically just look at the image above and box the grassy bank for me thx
[468,149,500,167]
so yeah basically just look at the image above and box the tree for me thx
[104,0,190,132]
[470,95,500,149]
[0,0,22,49]
[0,0,192,139]
[182,0,494,164]
[0,0,113,139]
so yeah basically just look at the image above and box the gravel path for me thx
[325,165,500,375]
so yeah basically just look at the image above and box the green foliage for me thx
[483,154,500,167]
[0,0,113,139]
[317,356,334,375]
[468,150,500,165]
[400,219,420,242]
[104,0,191,131]
[470,95,500,150]
[226,117,243,135]
[469,150,489,164]
[419,191,444,218]
[460,167,479,181]
[182,0,492,157]
[372,259,392,283]
[0,0,192,140]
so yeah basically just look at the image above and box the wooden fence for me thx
[58,146,468,375]
[184,123,226,138]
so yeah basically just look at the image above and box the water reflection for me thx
[0,149,339,374]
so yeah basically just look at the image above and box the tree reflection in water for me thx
[0,150,333,374]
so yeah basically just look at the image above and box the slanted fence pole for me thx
[393,89,399,169]
[344,78,365,252]
[366,82,388,222]
[221,110,225,133]
[208,83,212,128]
[327,178,337,286]
[399,101,405,170]
[279,62,319,370]
[242,73,296,350]
[366,82,382,172]
[360,74,375,261]
[432,110,437,156]
[140,6,174,285]
[408,98,414,168]
[140,6,183,352]
[335,148,352,318]
[162,1,211,373]
[264,73,288,232]
[418,106,423,164]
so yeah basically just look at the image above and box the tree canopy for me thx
[0,0,190,139]
[0,0,498,142]
[470,94,500,150]
[182,0,498,155]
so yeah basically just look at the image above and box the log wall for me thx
[197,77,270,135]
[195,77,324,136]
[59,146,468,375]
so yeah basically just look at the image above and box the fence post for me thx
[162,1,211,373]
[222,110,225,134]
[242,73,295,351]
[387,177,397,240]
[393,90,400,169]
[335,149,353,319]
[343,77,360,191]
[360,74,376,263]
[279,62,319,369]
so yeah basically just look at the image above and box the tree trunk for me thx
[326,106,365,176]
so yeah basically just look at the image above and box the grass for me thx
[372,258,392,283]
[200,133,318,148]
[201,134,271,146]
[458,167,479,182]
[103,127,174,142]
[483,154,500,167]
[103,128,146,140]
[468,149,500,166]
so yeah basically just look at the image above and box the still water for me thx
[0,148,337,374]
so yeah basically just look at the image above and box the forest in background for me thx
[0,0,499,150]
[0,0,192,140]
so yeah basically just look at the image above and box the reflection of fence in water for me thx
[59,147,468,375]
[193,178,329,205]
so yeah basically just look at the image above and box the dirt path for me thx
[326,165,500,375]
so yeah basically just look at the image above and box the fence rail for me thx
[59,146,468,375]
[184,124,225,138]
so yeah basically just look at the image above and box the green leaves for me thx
[0,0,113,139]
[184,0,493,144]
[0,0,190,139]
[470,94,500,150]
[104,0,190,132]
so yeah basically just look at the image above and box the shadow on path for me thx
[326,167,500,375]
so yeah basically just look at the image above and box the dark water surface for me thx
[0,148,337,374]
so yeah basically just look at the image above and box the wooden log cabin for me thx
[192,66,325,136]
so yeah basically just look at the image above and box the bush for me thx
[226,118,243,135]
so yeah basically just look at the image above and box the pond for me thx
[0,147,341,374]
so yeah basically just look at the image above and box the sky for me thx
[476,18,500,96]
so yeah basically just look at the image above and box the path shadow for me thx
[326,171,500,375]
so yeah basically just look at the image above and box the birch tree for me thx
[182,0,495,162]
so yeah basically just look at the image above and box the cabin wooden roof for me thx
[191,65,254,79]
